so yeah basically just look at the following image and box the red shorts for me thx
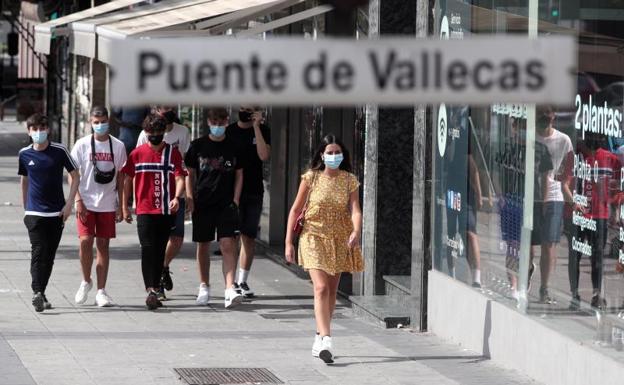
[76,210,116,239]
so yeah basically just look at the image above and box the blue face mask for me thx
[31,130,48,145]
[210,125,226,137]
[92,122,109,135]
[324,153,343,170]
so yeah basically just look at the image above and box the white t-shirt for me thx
[71,134,127,212]
[537,129,573,202]
[136,123,191,155]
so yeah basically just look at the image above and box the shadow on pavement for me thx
[328,354,487,367]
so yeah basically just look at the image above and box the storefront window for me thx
[433,0,624,353]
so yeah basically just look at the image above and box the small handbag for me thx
[293,171,317,236]
[91,135,116,184]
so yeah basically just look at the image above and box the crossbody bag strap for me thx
[108,136,115,165]
[90,134,97,168]
[90,135,116,170]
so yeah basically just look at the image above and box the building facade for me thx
[29,1,624,382]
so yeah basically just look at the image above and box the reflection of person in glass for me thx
[499,117,553,301]
[566,132,621,310]
[536,106,573,304]
[445,107,484,288]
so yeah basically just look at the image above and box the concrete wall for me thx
[428,270,623,385]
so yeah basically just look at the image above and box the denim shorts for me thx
[540,201,564,244]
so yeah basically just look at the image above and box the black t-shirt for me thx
[227,123,271,196]
[184,136,243,209]
[498,136,553,202]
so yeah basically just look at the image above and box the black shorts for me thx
[192,203,239,242]
[170,197,185,238]
[446,204,477,236]
[238,194,263,238]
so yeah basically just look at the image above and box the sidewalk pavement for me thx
[0,124,539,385]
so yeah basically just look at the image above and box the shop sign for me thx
[109,37,576,106]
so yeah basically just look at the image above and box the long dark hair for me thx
[309,134,352,172]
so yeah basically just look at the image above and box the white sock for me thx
[473,269,481,284]
[238,269,250,284]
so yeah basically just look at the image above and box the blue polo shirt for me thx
[18,143,78,217]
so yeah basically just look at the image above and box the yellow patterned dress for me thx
[298,170,364,275]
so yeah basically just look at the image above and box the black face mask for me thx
[238,110,252,123]
[148,134,164,145]
[163,110,176,124]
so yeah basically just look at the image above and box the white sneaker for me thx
[95,289,114,307]
[311,334,322,357]
[75,280,92,305]
[196,284,210,305]
[224,286,243,309]
[318,336,334,364]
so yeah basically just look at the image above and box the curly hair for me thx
[142,113,168,133]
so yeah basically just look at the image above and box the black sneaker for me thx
[42,294,52,310]
[160,266,173,291]
[568,294,581,311]
[157,287,167,302]
[591,294,607,310]
[146,291,162,310]
[471,282,481,289]
[239,282,255,298]
[539,287,556,304]
[32,292,44,312]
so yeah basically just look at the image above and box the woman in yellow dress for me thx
[285,134,363,364]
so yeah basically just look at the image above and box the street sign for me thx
[109,37,576,106]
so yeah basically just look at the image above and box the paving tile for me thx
[0,132,538,385]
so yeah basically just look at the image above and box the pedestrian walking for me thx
[284,134,363,364]
[536,105,573,304]
[185,107,244,309]
[112,106,150,156]
[18,113,80,312]
[227,105,271,298]
[120,114,186,310]
[70,106,127,307]
[566,131,620,310]
[137,105,191,300]
[497,116,553,301]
